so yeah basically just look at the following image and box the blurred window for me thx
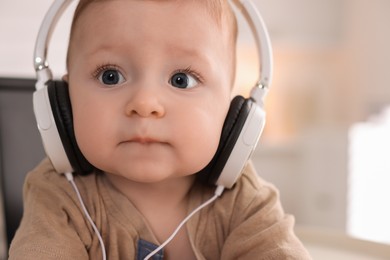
[348,106,390,245]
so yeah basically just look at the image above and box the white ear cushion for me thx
[33,86,73,173]
[216,104,265,188]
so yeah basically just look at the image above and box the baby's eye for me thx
[98,69,125,86]
[169,72,198,89]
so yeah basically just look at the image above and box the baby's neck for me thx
[105,173,197,259]
[105,174,195,212]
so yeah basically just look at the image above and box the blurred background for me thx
[1,0,390,258]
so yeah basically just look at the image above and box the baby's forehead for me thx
[73,0,234,30]
[68,0,237,75]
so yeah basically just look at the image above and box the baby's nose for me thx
[125,86,165,118]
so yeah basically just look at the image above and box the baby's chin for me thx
[103,168,196,185]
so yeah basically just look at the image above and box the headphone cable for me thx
[143,185,225,260]
[65,172,225,260]
[65,172,107,260]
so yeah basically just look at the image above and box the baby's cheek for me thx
[184,124,222,173]
[73,113,103,161]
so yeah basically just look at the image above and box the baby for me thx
[9,0,311,259]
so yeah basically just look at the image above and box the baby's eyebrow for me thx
[164,45,216,67]
[82,43,123,58]
[165,44,204,58]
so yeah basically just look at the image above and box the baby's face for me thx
[67,0,233,183]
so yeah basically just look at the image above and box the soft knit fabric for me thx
[9,158,311,259]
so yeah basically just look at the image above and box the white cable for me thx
[65,172,107,260]
[65,172,224,260]
[143,185,225,260]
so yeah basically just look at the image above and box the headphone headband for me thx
[235,0,273,88]
[34,0,273,98]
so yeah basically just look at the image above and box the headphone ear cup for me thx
[47,80,94,174]
[198,95,251,185]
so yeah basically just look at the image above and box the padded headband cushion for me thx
[197,95,252,185]
[47,80,94,174]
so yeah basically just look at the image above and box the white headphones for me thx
[33,0,273,189]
